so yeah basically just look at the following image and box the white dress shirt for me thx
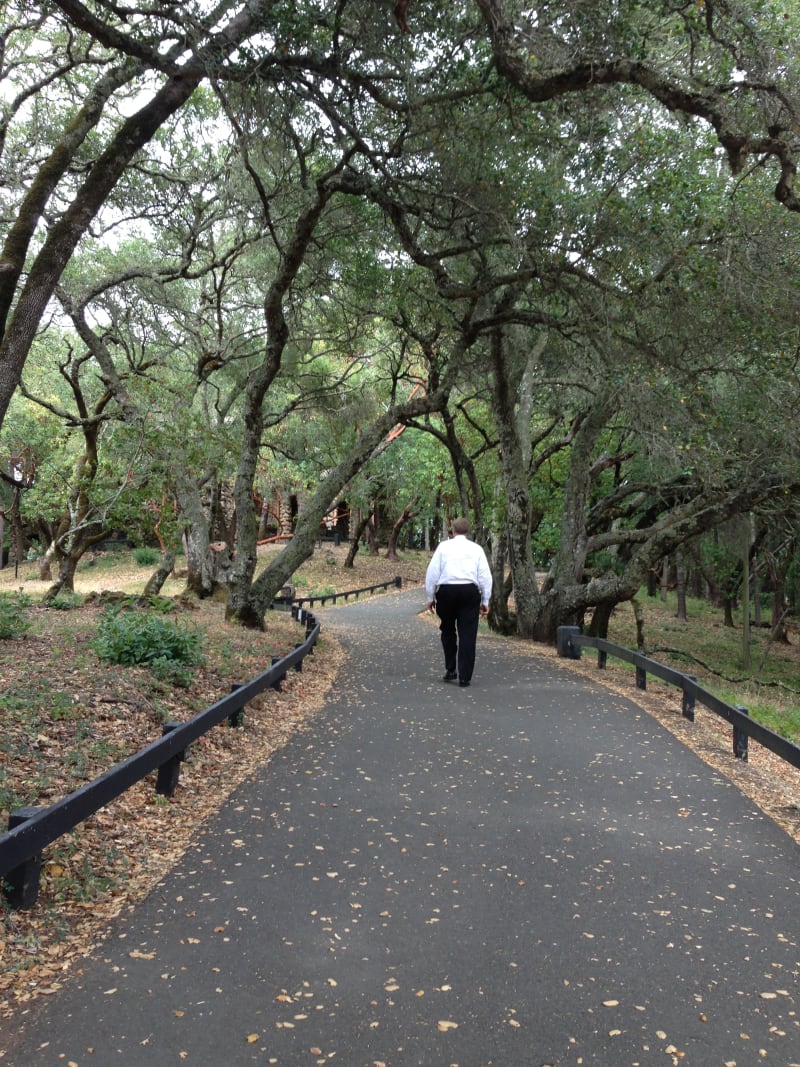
[425,534,493,607]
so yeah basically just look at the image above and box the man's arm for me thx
[476,547,492,611]
[425,544,443,609]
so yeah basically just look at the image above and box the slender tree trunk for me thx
[386,501,416,561]
[587,600,614,638]
[632,599,646,651]
[143,550,177,597]
[742,544,751,670]
[488,523,514,634]
[770,580,790,643]
[365,506,379,556]
[38,538,57,581]
[9,487,26,570]
[345,513,372,568]
[646,566,658,597]
[675,551,688,620]
[752,566,762,627]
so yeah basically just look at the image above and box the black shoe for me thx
[458,680,470,688]
[442,671,458,682]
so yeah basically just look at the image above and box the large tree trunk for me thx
[38,538,57,581]
[176,474,216,599]
[587,600,614,638]
[226,178,341,625]
[488,526,514,634]
[489,329,543,637]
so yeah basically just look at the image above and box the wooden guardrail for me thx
[0,607,321,909]
[291,575,403,609]
[556,626,800,771]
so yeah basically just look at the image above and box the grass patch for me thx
[0,592,32,639]
[605,590,800,745]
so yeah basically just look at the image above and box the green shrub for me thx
[93,609,203,674]
[47,592,83,611]
[149,656,195,688]
[0,593,32,639]
[133,546,160,567]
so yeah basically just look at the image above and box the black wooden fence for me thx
[293,575,402,609]
[0,577,408,909]
[0,606,321,909]
[557,625,800,771]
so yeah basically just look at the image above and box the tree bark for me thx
[345,513,371,568]
[175,473,216,599]
[675,551,688,620]
[143,550,177,597]
[43,552,80,602]
[385,501,417,561]
[489,329,542,637]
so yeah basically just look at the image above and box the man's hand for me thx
[428,601,436,612]
[479,605,489,616]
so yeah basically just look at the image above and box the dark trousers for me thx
[435,583,481,683]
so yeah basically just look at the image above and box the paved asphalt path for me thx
[2,588,799,1067]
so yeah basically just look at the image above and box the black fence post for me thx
[3,807,43,909]
[228,683,245,728]
[733,706,750,761]
[635,665,647,690]
[270,656,285,691]
[682,676,696,722]
[556,625,581,659]
[597,648,607,670]
[156,723,185,796]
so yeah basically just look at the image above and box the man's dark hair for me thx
[452,516,470,536]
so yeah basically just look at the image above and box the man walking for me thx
[425,516,492,688]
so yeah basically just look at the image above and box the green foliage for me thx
[149,656,196,688]
[311,585,336,599]
[47,592,83,611]
[133,546,160,566]
[0,593,32,639]
[608,588,800,745]
[92,609,203,677]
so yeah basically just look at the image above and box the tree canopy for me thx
[3,0,800,636]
